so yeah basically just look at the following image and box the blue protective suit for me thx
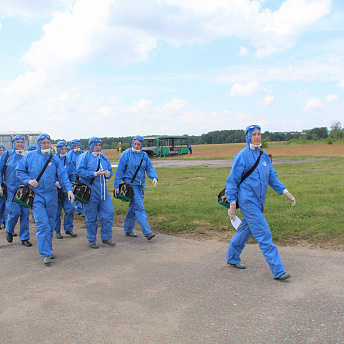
[114,135,158,237]
[55,141,75,233]
[0,137,30,241]
[67,139,85,215]
[0,146,7,225]
[28,144,37,151]
[16,134,73,257]
[225,125,287,278]
[76,137,114,242]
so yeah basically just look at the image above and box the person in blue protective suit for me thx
[67,139,85,216]
[0,137,31,246]
[54,141,77,239]
[76,137,115,249]
[225,125,296,280]
[28,144,37,152]
[16,134,75,265]
[114,135,158,240]
[0,145,7,229]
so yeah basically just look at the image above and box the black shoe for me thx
[146,233,155,241]
[21,240,32,247]
[89,241,99,249]
[77,213,85,217]
[43,256,51,265]
[102,239,116,246]
[0,223,5,229]
[6,231,13,243]
[12,233,17,237]
[50,254,55,259]
[125,232,138,237]
[230,263,246,269]
[275,272,291,280]
[65,231,77,237]
[55,231,63,239]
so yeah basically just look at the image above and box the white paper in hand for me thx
[231,215,241,230]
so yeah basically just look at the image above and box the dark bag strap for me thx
[36,152,54,182]
[90,157,101,186]
[130,158,144,184]
[238,149,263,186]
[2,151,10,180]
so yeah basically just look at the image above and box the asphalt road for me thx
[1,225,343,344]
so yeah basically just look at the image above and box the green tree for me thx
[330,121,343,140]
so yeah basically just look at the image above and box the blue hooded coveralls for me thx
[76,137,114,243]
[0,145,8,225]
[114,135,158,237]
[225,125,287,278]
[67,139,85,215]
[0,136,30,241]
[16,134,73,257]
[55,141,75,233]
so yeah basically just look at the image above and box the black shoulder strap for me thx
[2,151,10,180]
[238,149,263,186]
[36,152,53,182]
[130,158,144,184]
[89,157,101,186]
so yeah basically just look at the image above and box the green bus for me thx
[142,136,190,157]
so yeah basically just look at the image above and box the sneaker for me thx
[55,231,63,239]
[44,256,51,265]
[146,233,156,241]
[275,272,291,280]
[21,240,33,247]
[89,241,99,249]
[102,239,116,246]
[230,263,246,269]
[125,232,138,237]
[65,231,77,237]
[6,231,13,243]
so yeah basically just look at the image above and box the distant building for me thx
[0,131,42,150]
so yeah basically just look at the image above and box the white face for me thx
[0,147,4,154]
[15,140,25,150]
[93,143,101,152]
[251,129,261,145]
[40,138,51,150]
[74,144,80,150]
[60,146,67,155]
[133,140,142,150]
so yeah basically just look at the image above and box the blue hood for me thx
[245,125,261,144]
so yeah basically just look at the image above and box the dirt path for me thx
[150,157,328,168]
[1,226,343,344]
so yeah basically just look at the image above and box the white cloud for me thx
[95,106,114,120]
[238,46,249,56]
[128,99,152,114]
[326,94,338,102]
[0,0,58,17]
[230,80,264,97]
[261,95,275,106]
[303,97,324,111]
[337,80,344,88]
[161,98,186,113]
[21,0,332,73]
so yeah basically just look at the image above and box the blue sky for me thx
[0,0,343,140]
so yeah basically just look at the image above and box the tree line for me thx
[52,121,343,150]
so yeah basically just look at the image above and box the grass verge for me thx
[110,157,344,250]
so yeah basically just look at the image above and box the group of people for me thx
[0,134,159,265]
[1,126,296,281]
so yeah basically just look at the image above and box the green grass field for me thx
[109,157,344,250]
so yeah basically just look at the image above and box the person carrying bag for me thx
[13,152,53,208]
[113,158,143,202]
